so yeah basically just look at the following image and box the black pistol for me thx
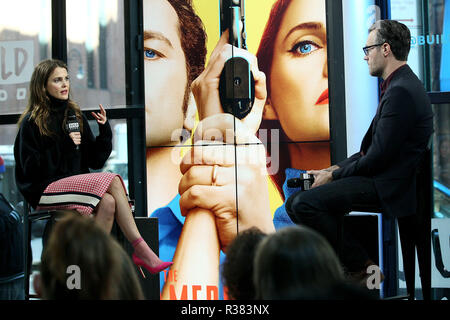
[219,0,255,120]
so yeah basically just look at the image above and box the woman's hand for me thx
[178,117,274,252]
[191,30,267,135]
[69,132,81,147]
[91,104,107,125]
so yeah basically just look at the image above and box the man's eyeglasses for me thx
[363,43,384,56]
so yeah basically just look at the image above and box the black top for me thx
[14,99,112,208]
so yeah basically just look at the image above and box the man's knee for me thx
[286,191,312,221]
[286,189,327,224]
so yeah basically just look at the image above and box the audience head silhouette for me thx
[37,211,144,300]
[222,227,266,299]
[253,225,345,299]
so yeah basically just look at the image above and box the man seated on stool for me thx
[285,20,433,282]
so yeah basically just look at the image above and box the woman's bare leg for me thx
[93,193,115,233]
[106,177,140,241]
[107,176,163,267]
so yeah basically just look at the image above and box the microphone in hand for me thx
[287,173,315,191]
[66,110,81,150]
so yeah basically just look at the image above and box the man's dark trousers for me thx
[285,176,381,272]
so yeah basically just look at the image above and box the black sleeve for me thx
[333,86,416,180]
[15,117,60,182]
[335,152,361,169]
[0,213,7,234]
[0,211,19,238]
[81,115,113,169]
[14,116,65,207]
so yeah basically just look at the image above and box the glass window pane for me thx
[433,104,450,219]
[426,0,450,91]
[0,0,52,114]
[390,0,424,81]
[431,104,450,295]
[89,119,129,191]
[390,0,450,92]
[66,0,128,192]
[0,124,22,207]
[66,0,126,109]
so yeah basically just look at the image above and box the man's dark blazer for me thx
[332,64,433,218]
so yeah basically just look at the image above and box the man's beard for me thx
[370,64,383,78]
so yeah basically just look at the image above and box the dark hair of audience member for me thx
[253,225,345,300]
[222,227,266,300]
[39,211,144,300]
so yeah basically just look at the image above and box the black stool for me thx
[22,201,60,300]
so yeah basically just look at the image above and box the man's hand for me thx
[324,165,340,172]
[308,169,333,188]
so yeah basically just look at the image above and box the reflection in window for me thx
[66,0,128,189]
[390,0,424,81]
[0,0,52,114]
[0,124,22,207]
[426,0,449,91]
[433,104,450,219]
[66,0,125,109]
[89,119,129,190]
[390,0,450,91]
[0,0,52,208]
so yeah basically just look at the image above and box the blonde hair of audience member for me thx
[37,211,144,300]
[253,225,344,299]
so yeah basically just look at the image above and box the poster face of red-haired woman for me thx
[143,0,329,300]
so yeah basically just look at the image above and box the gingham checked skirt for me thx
[36,172,127,216]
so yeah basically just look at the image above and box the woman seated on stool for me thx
[14,59,172,276]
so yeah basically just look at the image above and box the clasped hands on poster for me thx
[182,30,274,247]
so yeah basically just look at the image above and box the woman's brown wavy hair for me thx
[17,59,83,137]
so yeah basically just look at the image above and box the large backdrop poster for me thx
[143,0,330,299]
